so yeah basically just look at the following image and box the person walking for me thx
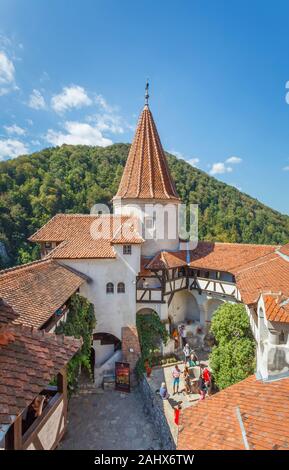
[172,364,181,395]
[202,367,212,395]
[174,403,182,426]
[183,366,192,395]
[183,343,191,365]
[179,324,186,348]
[198,375,207,401]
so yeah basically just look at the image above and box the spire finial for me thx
[145,80,149,106]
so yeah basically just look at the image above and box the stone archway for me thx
[168,290,200,324]
[136,307,157,316]
[93,332,121,368]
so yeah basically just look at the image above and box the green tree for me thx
[55,293,95,390]
[209,303,255,389]
[0,143,289,268]
[136,311,169,374]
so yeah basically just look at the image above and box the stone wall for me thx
[122,325,141,386]
[139,376,175,450]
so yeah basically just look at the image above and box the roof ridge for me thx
[235,252,279,274]
[0,258,51,277]
[28,213,63,241]
[211,241,279,248]
[8,322,83,347]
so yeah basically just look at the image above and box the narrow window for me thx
[123,245,132,255]
[117,282,125,293]
[106,282,114,294]
[145,217,154,229]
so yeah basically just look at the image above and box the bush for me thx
[136,311,169,375]
[55,293,95,390]
[209,303,255,389]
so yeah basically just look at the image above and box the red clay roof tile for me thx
[178,375,289,450]
[0,323,81,427]
[29,214,143,259]
[0,259,86,329]
[114,106,179,201]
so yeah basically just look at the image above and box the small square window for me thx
[145,217,154,229]
[123,245,132,255]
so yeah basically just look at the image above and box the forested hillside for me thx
[1,143,289,268]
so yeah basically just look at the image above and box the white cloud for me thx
[209,162,233,175]
[51,85,92,113]
[226,156,242,164]
[46,121,113,147]
[169,149,183,159]
[169,149,200,167]
[0,51,16,96]
[31,139,41,146]
[0,138,28,160]
[283,166,289,171]
[87,113,126,134]
[28,89,46,110]
[4,124,26,136]
[95,94,114,113]
[187,157,200,167]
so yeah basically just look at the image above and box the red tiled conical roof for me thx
[115,105,180,201]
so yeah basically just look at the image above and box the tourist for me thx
[172,328,179,350]
[179,324,186,348]
[183,366,192,394]
[202,367,212,394]
[202,367,211,386]
[159,382,169,400]
[188,353,196,367]
[172,364,181,395]
[183,343,191,364]
[174,403,182,426]
[198,376,207,400]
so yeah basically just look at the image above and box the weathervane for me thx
[145,80,149,106]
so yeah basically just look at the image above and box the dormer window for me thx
[123,245,132,255]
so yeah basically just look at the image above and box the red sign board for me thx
[115,361,130,393]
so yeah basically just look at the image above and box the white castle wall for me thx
[62,244,141,341]
[114,199,180,256]
[256,295,289,380]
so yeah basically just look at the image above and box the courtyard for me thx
[58,387,162,450]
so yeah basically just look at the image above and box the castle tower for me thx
[113,83,180,256]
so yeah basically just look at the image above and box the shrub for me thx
[209,303,255,389]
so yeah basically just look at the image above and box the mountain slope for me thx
[0,143,288,268]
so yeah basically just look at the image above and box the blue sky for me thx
[1,0,289,214]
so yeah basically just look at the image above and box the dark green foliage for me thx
[55,293,95,390]
[209,303,256,389]
[136,311,169,375]
[1,143,289,268]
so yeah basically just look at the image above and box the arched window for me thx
[106,282,114,294]
[117,282,125,293]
